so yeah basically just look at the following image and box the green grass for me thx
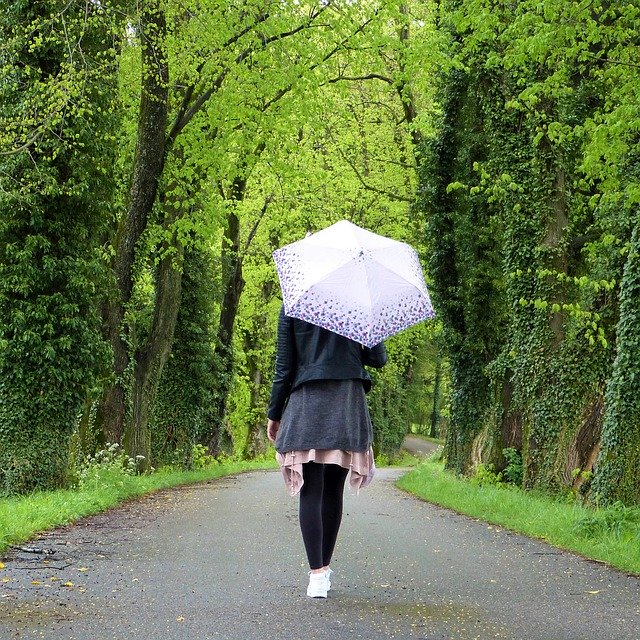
[0,458,276,555]
[397,461,640,576]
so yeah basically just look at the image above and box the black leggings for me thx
[299,462,349,570]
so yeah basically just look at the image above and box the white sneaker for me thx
[325,567,333,591]
[306,571,328,598]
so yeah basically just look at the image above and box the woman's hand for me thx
[267,419,280,443]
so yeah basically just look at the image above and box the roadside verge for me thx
[0,459,277,556]
[397,461,640,576]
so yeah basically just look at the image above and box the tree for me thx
[0,1,121,493]
[99,0,409,465]
[418,0,640,503]
[592,219,640,505]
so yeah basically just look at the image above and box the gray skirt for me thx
[275,378,373,454]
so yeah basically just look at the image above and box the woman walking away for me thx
[267,306,387,598]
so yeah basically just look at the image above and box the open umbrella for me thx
[273,220,435,347]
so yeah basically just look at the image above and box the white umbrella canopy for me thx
[273,220,435,347]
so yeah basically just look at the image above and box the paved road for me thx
[402,436,441,458]
[1,469,638,640]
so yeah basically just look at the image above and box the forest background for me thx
[0,0,638,508]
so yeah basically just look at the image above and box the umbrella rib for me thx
[362,256,375,344]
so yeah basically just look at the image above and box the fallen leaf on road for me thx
[78,567,89,572]
[585,590,601,595]
[31,580,42,585]
[0,562,5,570]
[176,616,185,622]
[62,581,74,588]
[2,578,10,583]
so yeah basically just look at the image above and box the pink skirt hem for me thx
[276,447,375,496]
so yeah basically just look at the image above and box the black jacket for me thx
[267,307,388,421]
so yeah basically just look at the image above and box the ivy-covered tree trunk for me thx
[418,67,503,474]
[429,354,442,439]
[206,170,267,455]
[0,2,118,493]
[486,64,609,493]
[243,346,269,458]
[151,246,217,467]
[508,102,599,491]
[592,218,640,505]
[241,282,277,458]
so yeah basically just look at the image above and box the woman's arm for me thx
[266,307,297,421]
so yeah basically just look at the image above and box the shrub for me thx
[502,447,524,486]
[469,463,503,487]
[77,443,139,490]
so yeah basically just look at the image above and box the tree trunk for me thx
[499,375,522,451]
[544,166,570,348]
[125,224,184,471]
[592,218,640,505]
[429,354,442,439]
[97,2,168,445]
[207,202,245,454]
[241,274,276,459]
[244,364,268,458]
[396,4,421,148]
[524,162,571,488]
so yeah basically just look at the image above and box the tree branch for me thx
[586,54,640,70]
[339,148,413,203]
[324,73,395,85]
[167,7,331,143]
[166,14,271,146]
[0,129,46,156]
[243,193,274,255]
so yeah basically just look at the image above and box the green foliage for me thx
[191,444,217,469]
[404,324,450,438]
[369,326,433,459]
[0,1,119,494]
[501,448,524,487]
[469,463,503,487]
[573,502,640,541]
